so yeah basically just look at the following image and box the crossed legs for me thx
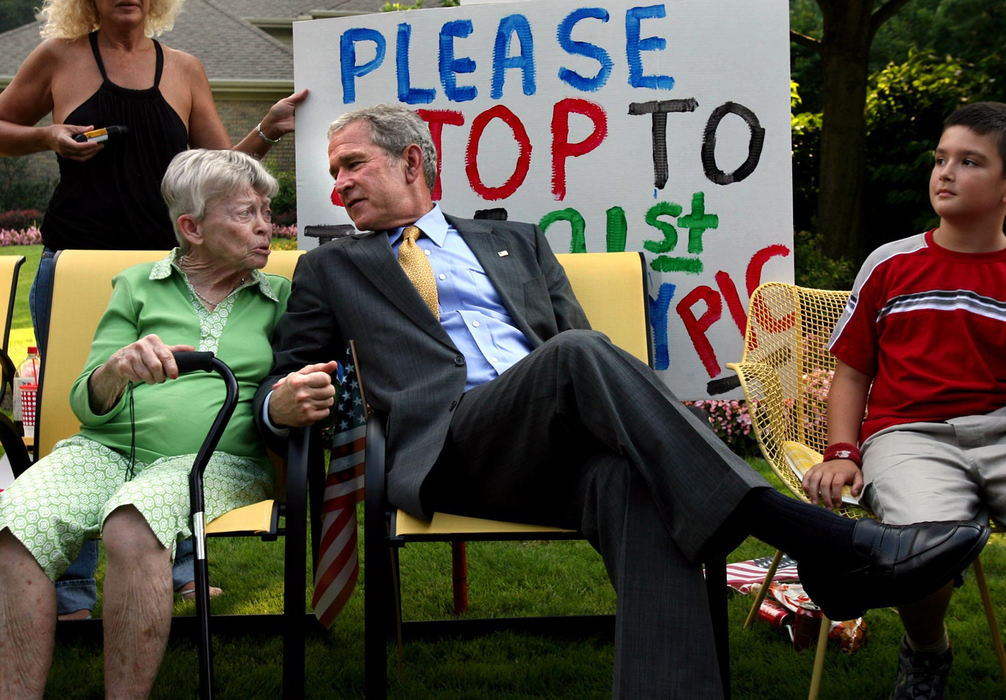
[427,330,754,696]
[0,506,172,699]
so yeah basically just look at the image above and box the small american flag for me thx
[312,348,366,628]
[725,554,799,594]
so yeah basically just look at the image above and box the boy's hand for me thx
[802,459,863,510]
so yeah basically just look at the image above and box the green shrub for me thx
[0,158,54,212]
[790,84,821,235]
[261,159,297,226]
[793,230,855,290]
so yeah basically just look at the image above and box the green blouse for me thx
[70,250,291,466]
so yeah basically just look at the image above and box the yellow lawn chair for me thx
[0,254,29,476]
[727,281,1006,699]
[360,251,732,696]
[27,248,313,698]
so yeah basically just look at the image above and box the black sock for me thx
[727,487,858,564]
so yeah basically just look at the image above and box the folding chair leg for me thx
[807,614,830,700]
[744,550,782,628]
[282,431,309,700]
[392,548,405,681]
[451,542,468,615]
[365,523,391,698]
[974,557,1006,685]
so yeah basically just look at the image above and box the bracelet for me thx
[822,442,862,467]
[256,122,281,145]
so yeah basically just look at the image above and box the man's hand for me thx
[268,360,340,427]
[802,459,863,510]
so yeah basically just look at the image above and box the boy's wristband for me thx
[823,442,862,468]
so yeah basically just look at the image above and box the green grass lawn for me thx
[38,462,1006,699]
[4,244,1006,697]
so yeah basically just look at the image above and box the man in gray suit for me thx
[257,104,986,698]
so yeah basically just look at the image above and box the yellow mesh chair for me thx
[363,252,732,696]
[0,254,24,385]
[38,248,305,532]
[35,248,311,696]
[727,281,1006,698]
[0,255,28,476]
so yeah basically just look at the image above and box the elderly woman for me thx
[0,149,294,697]
[0,0,306,618]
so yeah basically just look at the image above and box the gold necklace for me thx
[191,278,245,308]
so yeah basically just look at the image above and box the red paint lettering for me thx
[417,109,464,200]
[551,98,607,201]
[676,285,722,377]
[465,105,531,200]
[715,270,747,336]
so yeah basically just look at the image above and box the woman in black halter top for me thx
[0,0,306,349]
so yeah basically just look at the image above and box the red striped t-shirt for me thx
[829,229,1006,441]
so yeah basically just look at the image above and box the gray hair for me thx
[328,105,438,190]
[161,149,278,250]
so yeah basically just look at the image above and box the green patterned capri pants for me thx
[0,435,273,581]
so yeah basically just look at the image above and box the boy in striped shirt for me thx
[803,101,1006,700]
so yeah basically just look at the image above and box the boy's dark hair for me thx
[943,102,1006,174]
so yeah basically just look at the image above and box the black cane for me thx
[174,351,239,700]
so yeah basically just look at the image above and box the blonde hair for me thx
[38,0,184,39]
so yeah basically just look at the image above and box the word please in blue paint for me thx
[340,5,677,104]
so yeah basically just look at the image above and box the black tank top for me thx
[41,32,188,251]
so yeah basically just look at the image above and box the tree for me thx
[792,0,911,260]
[870,0,1006,77]
[0,0,36,34]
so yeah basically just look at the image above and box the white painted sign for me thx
[293,0,793,398]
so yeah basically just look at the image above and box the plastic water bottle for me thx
[13,346,40,437]
[18,346,39,384]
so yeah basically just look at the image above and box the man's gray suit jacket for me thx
[254,214,589,518]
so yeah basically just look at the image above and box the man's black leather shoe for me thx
[797,519,989,621]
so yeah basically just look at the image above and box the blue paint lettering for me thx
[491,15,536,99]
[340,28,386,104]
[397,23,436,104]
[626,5,675,90]
[557,8,613,92]
[440,19,477,103]
[649,282,676,370]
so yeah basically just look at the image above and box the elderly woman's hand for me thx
[47,124,104,162]
[88,334,196,414]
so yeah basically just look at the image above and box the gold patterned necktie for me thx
[398,225,440,319]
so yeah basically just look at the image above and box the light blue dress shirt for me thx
[390,205,533,392]
[264,205,536,432]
